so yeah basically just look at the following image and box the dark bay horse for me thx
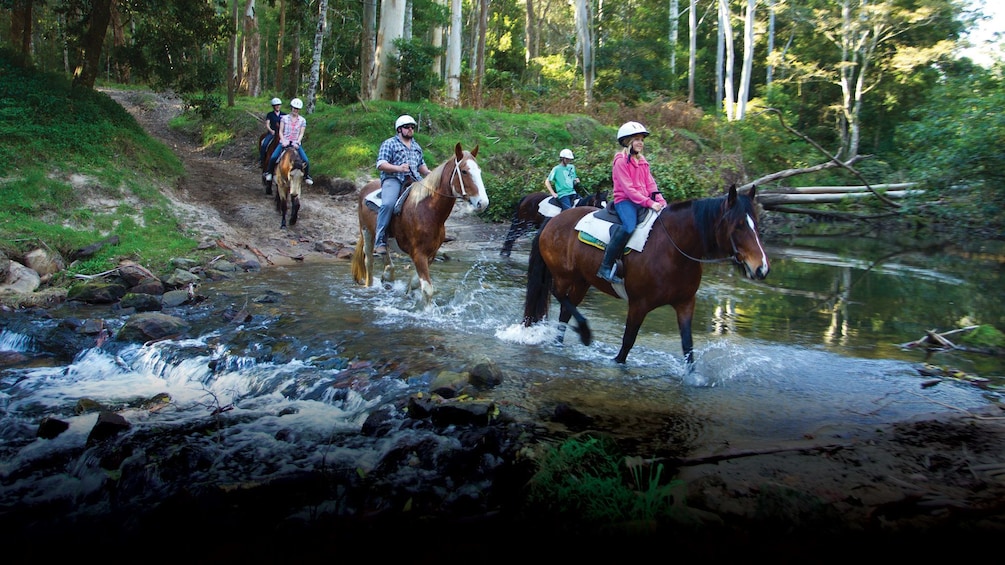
[351,142,489,305]
[499,189,608,257]
[257,132,279,195]
[523,185,770,366]
[274,146,304,229]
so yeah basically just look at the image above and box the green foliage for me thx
[895,61,1005,233]
[393,37,445,102]
[523,436,686,532]
[0,51,195,276]
[960,325,1005,349]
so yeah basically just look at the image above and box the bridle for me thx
[431,156,472,200]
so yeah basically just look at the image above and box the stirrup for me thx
[597,265,623,285]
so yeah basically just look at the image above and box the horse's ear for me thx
[471,145,479,158]
[454,142,464,160]
[727,184,738,203]
[749,184,757,199]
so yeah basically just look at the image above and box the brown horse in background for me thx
[257,132,279,195]
[351,142,489,305]
[523,185,770,366]
[274,146,304,229]
[499,189,608,257]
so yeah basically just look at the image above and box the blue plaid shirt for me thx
[376,136,427,181]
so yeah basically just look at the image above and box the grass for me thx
[522,435,691,534]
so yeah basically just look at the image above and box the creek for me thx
[1,230,1003,534]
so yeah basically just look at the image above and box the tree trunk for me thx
[574,0,593,106]
[227,0,238,106]
[766,0,776,86]
[306,0,327,113]
[360,0,376,100]
[525,0,538,64]
[475,0,487,108]
[71,0,114,90]
[276,0,286,93]
[109,1,129,83]
[718,0,734,119]
[244,0,260,97]
[735,0,755,120]
[432,0,444,79]
[375,0,405,101]
[10,0,34,64]
[446,0,462,105]
[668,0,678,82]
[688,0,696,104]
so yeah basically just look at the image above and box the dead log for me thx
[757,190,925,206]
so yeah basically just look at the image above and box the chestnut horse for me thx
[523,185,770,366]
[351,142,489,304]
[499,189,608,257]
[257,132,279,195]
[273,146,304,229]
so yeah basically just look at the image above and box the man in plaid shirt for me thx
[373,114,432,254]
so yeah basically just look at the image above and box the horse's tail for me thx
[522,227,552,326]
[350,233,366,285]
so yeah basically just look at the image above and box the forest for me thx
[2,0,1003,234]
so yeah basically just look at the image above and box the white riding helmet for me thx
[617,121,650,146]
[270,97,282,106]
[290,98,304,109]
[559,148,575,160]
[395,114,418,130]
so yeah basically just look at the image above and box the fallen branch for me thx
[652,443,849,468]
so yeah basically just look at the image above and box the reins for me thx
[654,210,739,265]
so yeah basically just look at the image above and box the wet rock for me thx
[116,312,190,342]
[469,358,504,388]
[164,268,200,287]
[429,400,497,427]
[120,292,163,312]
[130,277,165,295]
[37,416,70,439]
[161,289,192,307]
[86,411,131,445]
[68,279,129,304]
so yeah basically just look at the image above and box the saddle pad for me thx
[364,185,412,214]
[574,208,658,252]
[537,197,563,218]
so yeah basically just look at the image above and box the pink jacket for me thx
[611,151,666,208]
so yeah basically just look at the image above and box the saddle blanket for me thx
[537,195,605,218]
[574,208,658,252]
[364,185,412,214]
[537,197,563,218]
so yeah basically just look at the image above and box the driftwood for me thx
[70,235,121,262]
[899,326,980,353]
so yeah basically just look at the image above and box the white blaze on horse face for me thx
[465,159,490,211]
[744,213,770,278]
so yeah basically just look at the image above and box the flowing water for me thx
[1,230,1003,511]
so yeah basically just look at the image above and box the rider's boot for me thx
[596,226,631,284]
[304,163,314,185]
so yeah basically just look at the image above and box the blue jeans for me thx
[613,200,641,233]
[375,177,403,245]
[267,145,309,174]
[557,195,574,210]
